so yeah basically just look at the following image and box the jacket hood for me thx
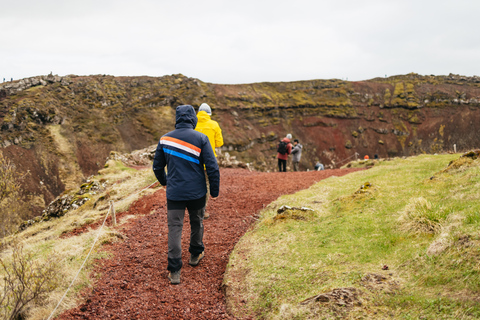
[197,110,211,123]
[282,137,291,143]
[175,105,197,129]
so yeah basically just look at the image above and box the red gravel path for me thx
[58,167,362,319]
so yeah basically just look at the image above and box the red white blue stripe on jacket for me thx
[160,136,201,164]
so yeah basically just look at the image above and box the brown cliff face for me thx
[1,73,479,217]
[209,74,480,170]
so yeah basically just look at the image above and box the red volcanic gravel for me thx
[58,167,363,320]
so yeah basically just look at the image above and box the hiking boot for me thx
[168,270,181,285]
[204,212,210,219]
[189,252,204,266]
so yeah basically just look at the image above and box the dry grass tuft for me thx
[398,197,443,234]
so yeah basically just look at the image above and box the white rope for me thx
[335,153,359,166]
[46,204,111,320]
[117,181,158,204]
[46,180,159,320]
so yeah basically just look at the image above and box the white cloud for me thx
[1,0,480,84]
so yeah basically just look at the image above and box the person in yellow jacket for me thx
[195,103,224,218]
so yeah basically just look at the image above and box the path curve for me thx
[58,168,362,319]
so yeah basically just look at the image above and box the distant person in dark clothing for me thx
[291,139,303,171]
[153,105,220,285]
[315,161,324,171]
[277,133,292,172]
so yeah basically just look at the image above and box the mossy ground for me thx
[224,153,480,319]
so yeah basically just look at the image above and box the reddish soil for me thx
[58,167,363,320]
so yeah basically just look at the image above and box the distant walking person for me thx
[195,103,223,219]
[277,133,293,172]
[291,139,303,171]
[153,105,220,285]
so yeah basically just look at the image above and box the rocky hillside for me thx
[1,72,480,216]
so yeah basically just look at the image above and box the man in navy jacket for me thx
[153,105,220,284]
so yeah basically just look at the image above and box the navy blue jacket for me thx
[153,105,220,201]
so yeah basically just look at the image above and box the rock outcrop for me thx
[0,73,71,96]
[18,179,104,231]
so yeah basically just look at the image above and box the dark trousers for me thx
[167,196,206,272]
[293,161,299,171]
[278,159,287,172]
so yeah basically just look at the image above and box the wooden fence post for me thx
[110,200,116,226]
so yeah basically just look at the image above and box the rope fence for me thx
[46,180,159,320]
[334,152,359,166]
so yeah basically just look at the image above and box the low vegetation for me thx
[0,151,27,238]
[0,159,159,320]
[0,243,60,320]
[224,152,480,319]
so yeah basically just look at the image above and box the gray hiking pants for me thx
[167,196,206,272]
[293,161,299,172]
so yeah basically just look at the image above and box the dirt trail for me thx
[58,168,362,319]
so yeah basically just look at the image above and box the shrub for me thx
[0,152,26,238]
[0,243,60,320]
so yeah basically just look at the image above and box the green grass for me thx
[224,153,480,319]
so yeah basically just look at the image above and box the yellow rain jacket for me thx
[195,111,223,157]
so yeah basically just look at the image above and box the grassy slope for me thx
[224,153,480,319]
[0,160,159,320]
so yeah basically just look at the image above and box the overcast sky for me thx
[1,0,479,84]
